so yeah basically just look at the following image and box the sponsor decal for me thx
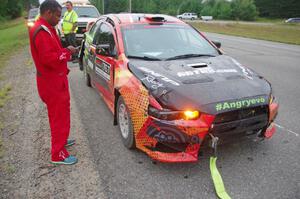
[177,66,238,77]
[95,58,110,80]
[147,121,201,144]
[141,74,164,89]
[59,52,67,61]
[215,97,266,111]
[231,58,253,80]
[139,67,180,86]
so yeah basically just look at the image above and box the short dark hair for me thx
[40,0,62,15]
[66,1,73,6]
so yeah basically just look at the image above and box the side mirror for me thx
[212,40,221,48]
[96,44,116,57]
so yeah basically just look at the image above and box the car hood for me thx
[128,55,271,114]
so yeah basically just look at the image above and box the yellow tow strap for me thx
[210,156,231,199]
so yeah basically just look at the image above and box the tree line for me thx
[91,0,300,20]
[0,0,39,21]
[0,0,299,21]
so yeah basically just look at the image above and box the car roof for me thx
[102,13,184,25]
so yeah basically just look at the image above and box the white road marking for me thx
[275,123,299,137]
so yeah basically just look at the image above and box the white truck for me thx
[176,13,198,20]
[57,0,100,46]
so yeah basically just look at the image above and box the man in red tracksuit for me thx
[29,0,78,165]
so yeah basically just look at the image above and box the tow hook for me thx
[209,133,219,157]
[208,133,231,199]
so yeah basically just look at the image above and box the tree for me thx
[231,0,257,20]
[255,0,300,18]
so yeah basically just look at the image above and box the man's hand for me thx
[67,46,78,54]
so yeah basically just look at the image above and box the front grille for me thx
[211,105,268,136]
[214,105,268,124]
[77,22,87,34]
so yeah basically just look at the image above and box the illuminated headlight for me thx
[27,22,34,27]
[148,105,200,120]
[183,110,199,120]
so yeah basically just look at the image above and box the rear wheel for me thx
[83,59,91,87]
[117,96,135,149]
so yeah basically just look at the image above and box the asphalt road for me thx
[68,33,300,199]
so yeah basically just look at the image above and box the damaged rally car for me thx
[79,14,279,163]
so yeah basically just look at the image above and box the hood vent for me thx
[187,63,208,68]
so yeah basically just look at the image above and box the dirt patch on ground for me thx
[0,47,106,198]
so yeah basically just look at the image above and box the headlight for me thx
[148,95,200,120]
[27,22,34,27]
[183,110,199,120]
[148,105,200,121]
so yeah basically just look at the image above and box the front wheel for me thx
[117,96,135,149]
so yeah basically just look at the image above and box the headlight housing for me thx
[148,95,200,120]
[27,21,34,27]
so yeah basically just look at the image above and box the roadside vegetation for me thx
[0,18,28,70]
[190,21,300,45]
[0,18,28,159]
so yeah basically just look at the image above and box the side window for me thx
[89,20,101,37]
[93,23,117,55]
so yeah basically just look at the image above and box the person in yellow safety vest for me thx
[62,1,78,60]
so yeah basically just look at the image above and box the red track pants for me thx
[36,74,70,161]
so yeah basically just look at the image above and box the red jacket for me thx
[29,18,71,77]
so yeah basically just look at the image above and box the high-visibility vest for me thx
[62,10,78,34]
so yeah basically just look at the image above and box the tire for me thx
[83,59,91,87]
[179,17,182,20]
[191,17,195,21]
[117,96,135,149]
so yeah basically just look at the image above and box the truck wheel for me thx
[191,17,195,20]
[117,96,135,149]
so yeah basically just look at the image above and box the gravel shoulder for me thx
[0,47,106,198]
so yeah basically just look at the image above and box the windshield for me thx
[122,24,219,60]
[62,6,100,18]
[28,9,39,19]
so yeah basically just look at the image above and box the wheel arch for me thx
[113,88,120,125]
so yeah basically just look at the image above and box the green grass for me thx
[255,17,286,23]
[0,84,12,108]
[190,21,300,45]
[0,18,29,69]
[0,18,27,159]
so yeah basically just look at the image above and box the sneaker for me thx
[65,139,75,147]
[51,155,78,165]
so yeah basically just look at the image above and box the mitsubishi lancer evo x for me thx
[79,14,279,163]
